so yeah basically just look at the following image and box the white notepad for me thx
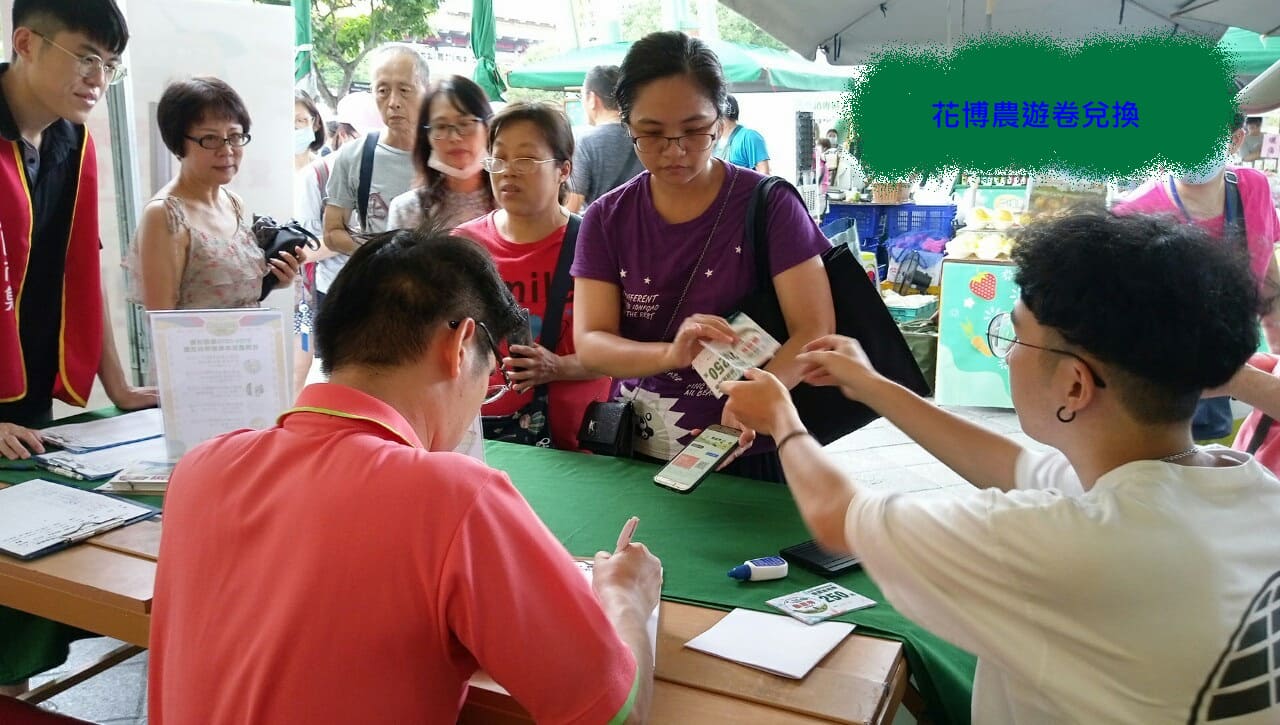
[39,409,163,453]
[684,608,854,679]
[0,479,158,559]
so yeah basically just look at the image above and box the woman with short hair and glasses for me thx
[455,103,611,450]
[570,31,834,482]
[387,75,495,231]
[128,76,299,318]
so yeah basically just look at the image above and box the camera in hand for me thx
[251,215,320,299]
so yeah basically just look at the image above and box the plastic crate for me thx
[884,204,957,240]
[822,203,887,245]
[887,297,939,322]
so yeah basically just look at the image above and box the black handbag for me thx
[731,176,930,445]
[577,397,635,457]
[251,215,320,299]
[483,215,581,448]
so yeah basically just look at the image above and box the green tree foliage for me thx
[615,0,786,49]
[715,5,787,50]
[619,0,661,40]
[308,0,441,108]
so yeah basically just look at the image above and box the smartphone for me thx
[653,424,741,494]
[780,539,862,577]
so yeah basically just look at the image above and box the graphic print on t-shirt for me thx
[624,382,691,459]
[365,192,389,229]
[1188,569,1280,722]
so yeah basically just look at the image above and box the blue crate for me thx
[822,203,888,245]
[883,204,957,240]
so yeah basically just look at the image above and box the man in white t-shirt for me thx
[319,44,427,307]
[723,210,1280,723]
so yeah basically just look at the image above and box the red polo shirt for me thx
[149,383,638,724]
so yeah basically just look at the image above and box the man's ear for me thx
[10,27,39,63]
[439,319,473,381]
[1230,127,1246,156]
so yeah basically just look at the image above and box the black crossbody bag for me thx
[483,215,581,448]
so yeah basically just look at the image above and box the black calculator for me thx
[780,539,862,577]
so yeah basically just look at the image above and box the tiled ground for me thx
[29,406,1030,723]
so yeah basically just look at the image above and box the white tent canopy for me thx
[719,0,1225,65]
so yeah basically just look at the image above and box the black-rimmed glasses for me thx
[33,31,127,85]
[629,129,718,154]
[986,313,1107,388]
[450,319,511,404]
[185,133,252,150]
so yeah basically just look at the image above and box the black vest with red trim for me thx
[0,126,103,407]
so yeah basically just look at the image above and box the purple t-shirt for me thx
[571,162,830,460]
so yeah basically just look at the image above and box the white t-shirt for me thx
[318,133,414,292]
[846,446,1280,724]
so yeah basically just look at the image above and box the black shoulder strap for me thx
[1223,170,1247,247]
[745,175,805,291]
[356,131,380,233]
[537,213,581,355]
[1247,414,1275,455]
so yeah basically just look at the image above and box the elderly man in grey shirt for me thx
[566,65,645,212]
[319,44,428,302]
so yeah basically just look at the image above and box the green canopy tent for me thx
[508,39,857,92]
[292,0,311,83]
[1219,26,1280,80]
[472,0,506,101]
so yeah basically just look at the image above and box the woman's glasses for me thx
[185,133,252,150]
[482,157,558,175]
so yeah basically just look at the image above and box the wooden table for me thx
[0,513,907,723]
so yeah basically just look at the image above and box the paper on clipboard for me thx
[34,436,170,481]
[0,479,158,559]
[39,409,163,452]
[149,308,291,458]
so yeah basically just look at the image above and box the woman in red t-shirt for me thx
[455,103,612,450]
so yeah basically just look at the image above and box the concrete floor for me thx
[27,406,1031,723]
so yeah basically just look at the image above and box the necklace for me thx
[1160,446,1200,463]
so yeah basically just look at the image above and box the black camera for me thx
[251,216,320,299]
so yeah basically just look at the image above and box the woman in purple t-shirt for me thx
[570,31,834,482]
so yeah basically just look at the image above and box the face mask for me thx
[1178,159,1225,186]
[428,151,484,179]
[827,136,838,144]
[293,127,314,156]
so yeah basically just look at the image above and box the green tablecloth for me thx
[1,410,976,723]
[487,442,976,725]
[0,409,161,686]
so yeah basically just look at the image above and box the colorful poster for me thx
[934,259,1019,408]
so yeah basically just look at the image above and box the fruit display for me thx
[945,206,1025,260]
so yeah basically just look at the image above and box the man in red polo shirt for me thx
[149,227,661,724]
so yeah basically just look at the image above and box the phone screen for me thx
[653,425,740,493]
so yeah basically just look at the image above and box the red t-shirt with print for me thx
[456,212,612,450]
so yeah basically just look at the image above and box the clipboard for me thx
[0,479,160,560]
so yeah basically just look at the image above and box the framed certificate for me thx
[149,309,290,458]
